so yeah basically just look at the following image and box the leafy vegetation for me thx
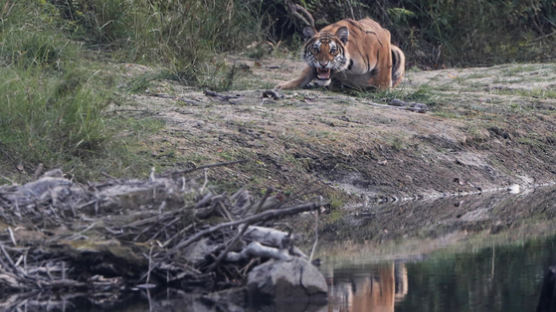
[288,0,555,67]
[0,1,159,182]
[52,0,268,89]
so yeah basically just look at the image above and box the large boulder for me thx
[247,258,327,305]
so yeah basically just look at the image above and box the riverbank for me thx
[112,56,555,217]
[3,55,554,246]
[122,58,555,200]
[317,185,556,263]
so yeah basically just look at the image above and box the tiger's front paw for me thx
[274,82,288,90]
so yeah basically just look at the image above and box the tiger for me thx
[276,17,405,91]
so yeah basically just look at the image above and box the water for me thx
[4,235,554,312]
[326,235,556,312]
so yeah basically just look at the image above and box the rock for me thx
[247,258,327,305]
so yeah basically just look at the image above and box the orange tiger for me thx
[276,18,405,90]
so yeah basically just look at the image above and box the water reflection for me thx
[327,262,407,312]
[4,236,555,311]
[326,235,556,312]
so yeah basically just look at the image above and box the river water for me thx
[325,235,556,312]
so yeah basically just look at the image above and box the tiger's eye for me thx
[330,47,337,54]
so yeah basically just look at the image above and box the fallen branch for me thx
[171,200,324,253]
[226,242,291,262]
[242,226,292,249]
[309,210,319,262]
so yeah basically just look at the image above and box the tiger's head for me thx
[303,26,350,86]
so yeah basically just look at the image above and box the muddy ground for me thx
[114,57,555,245]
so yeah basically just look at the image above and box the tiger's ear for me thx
[303,26,316,40]
[336,26,349,44]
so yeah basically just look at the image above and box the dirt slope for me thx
[117,58,555,207]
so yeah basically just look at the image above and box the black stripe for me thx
[345,19,363,32]
[365,52,370,72]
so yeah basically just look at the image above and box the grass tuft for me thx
[0,66,109,170]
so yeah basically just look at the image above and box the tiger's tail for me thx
[391,45,405,88]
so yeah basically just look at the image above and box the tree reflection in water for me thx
[328,262,408,312]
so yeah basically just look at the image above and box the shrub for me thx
[277,0,555,67]
[51,0,268,89]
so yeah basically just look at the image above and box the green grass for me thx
[54,0,267,90]
[500,64,541,76]
[0,1,172,182]
[0,0,278,182]
[0,67,108,163]
[494,88,556,100]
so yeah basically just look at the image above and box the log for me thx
[242,225,293,249]
[226,242,291,262]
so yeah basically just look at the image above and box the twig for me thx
[200,169,208,193]
[242,187,272,218]
[8,227,16,246]
[346,0,355,19]
[240,258,258,275]
[32,163,44,180]
[309,210,319,262]
[160,224,194,248]
[146,245,153,285]
[217,201,234,222]
[0,174,16,185]
[0,242,16,272]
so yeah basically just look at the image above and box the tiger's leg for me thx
[367,50,393,90]
[391,45,405,88]
[275,66,315,90]
[373,70,392,90]
[366,32,393,90]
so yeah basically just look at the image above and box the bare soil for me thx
[114,57,556,243]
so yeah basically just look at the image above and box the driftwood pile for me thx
[0,164,325,310]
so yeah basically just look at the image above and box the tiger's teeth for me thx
[316,68,331,80]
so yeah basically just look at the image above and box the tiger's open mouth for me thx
[316,68,331,80]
